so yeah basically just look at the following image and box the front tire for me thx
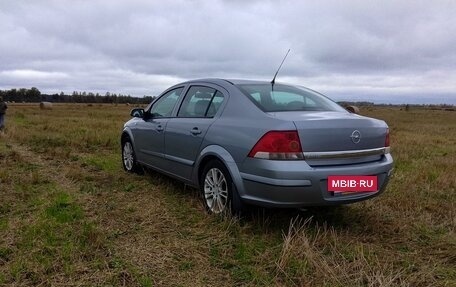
[122,138,142,174]
[201,160,244,215]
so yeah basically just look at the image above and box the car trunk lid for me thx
[267,111,389,166]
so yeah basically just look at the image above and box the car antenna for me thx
[271,48,290,88]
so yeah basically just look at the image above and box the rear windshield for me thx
[236,83,346,112]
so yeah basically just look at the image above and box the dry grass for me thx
[0,104,455,286]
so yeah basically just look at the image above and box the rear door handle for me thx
[156,125,164,132]
[190,127,202,135]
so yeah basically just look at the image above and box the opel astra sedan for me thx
[121,79,393,214]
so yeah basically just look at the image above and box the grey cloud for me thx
[279,1,456,74]
[0,0,455,103]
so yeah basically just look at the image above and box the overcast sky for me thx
[1,0,455,104]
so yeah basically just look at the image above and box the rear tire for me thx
[122,138,143,174]
[200,160,244,215]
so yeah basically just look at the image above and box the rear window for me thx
[236,84,346,112]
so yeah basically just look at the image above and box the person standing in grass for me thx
[0,96,7,131]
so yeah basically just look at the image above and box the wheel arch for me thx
[121,128,135,146]
[193,145,246,197]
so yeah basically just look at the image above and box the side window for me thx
[150,87,183,118]
[178,86,217,118]
[206,91,224,117]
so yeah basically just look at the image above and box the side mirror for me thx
[130,108,145,118]
[345,105,359,114]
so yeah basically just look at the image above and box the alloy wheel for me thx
[123,141,134,171]
[204,168,229,214]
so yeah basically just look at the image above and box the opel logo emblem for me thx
[350,130,361,144]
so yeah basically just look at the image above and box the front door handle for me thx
[156,125,164,132]
[190,127,202,135]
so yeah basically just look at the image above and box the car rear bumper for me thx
[237,154,393,207]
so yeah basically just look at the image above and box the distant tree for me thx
[0,88,155,104]
[26,87,41,102]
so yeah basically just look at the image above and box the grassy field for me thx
[0,103,455,286]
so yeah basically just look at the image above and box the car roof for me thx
[226,79,274,85]
[179,78,283,86]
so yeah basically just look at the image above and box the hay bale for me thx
[39,102,53,110]
[346,105,360,114]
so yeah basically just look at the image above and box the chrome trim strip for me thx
[304,147,389,160]
[240,173,312,186]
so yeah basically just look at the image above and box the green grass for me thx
[0,103,455,286]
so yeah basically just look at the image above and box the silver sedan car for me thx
[121,79,393,214]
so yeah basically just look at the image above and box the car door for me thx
[133,87,184,171]
[164,85,226,180]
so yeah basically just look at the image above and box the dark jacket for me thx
[0,102,7,114]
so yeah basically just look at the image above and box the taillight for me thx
[385,128,391,153]
[248,131,304,160]
[385,128,390,147]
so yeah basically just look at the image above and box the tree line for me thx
[0,87,153,104]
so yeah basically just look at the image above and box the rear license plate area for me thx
[327,175,378,196]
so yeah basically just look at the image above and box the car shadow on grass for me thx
[141,168,394,238]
